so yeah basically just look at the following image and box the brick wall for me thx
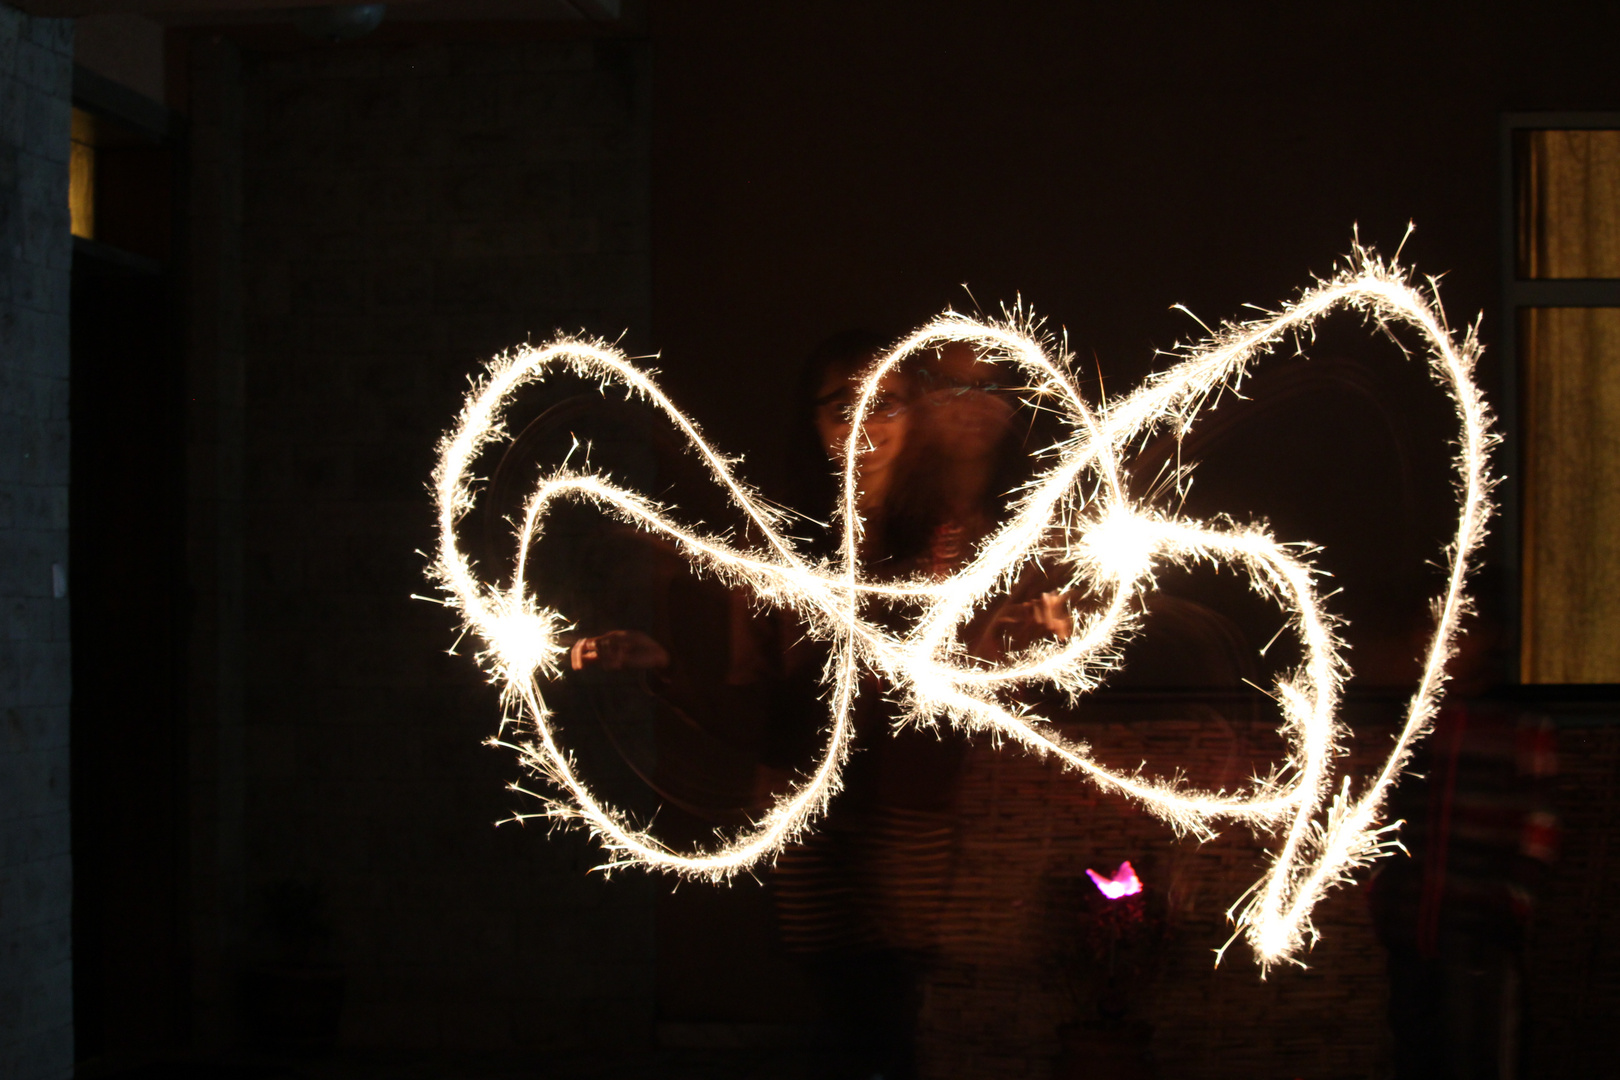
[909,699,1620,1080]
[917,699,1396,1080]
[1526,716,1620,1077]
[236,34,654,1050]
[0,6,74,1079]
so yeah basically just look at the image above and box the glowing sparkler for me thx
[428,245,1494,969]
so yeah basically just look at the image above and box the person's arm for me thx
[569,629,670,671]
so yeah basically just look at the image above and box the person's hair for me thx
[784,329,895,553]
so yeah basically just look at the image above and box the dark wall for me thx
[648,2,1616,473]
[639,3,1620,684]
[235,32,655,1051]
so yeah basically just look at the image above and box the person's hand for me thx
[1026,590,1074,640]
[570,629,671,671]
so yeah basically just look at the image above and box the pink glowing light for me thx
[1087,861,1144,900]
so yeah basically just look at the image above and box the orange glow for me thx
[69,108,95,240]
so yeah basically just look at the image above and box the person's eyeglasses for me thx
[815,393,909,424]
[916,370,1014,399]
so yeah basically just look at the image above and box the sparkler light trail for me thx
[428,246,1494,968]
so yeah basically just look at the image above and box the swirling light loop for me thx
[429,248,1494,968]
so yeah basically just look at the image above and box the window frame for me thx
[1500,112,1620,688]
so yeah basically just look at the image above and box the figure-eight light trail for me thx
[429,246,1494,969]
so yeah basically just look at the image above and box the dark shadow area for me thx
[70,219,186,1063]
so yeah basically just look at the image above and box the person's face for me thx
[917,344,1015,463]
[814,365,910,476]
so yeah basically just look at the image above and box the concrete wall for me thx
[0,5,73,1079]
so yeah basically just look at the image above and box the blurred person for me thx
[570,332,1066,1079]
[760,331,937,1080]
[772,336,1087,1080]
[1368,575,1558,1080]
[886,341,1029,579]
[811,337,913,551]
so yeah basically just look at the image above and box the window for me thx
[1505,115,1620,683]
[69,107,95,239]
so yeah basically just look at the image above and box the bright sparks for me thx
[428,246,1495,969]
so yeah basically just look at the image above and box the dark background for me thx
[17,2,1620,1078]
[653,3,1518,465]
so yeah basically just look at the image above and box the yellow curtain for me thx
[1522,307,1620,682]
[69,107,94,240]
[1519,129,1620,279]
